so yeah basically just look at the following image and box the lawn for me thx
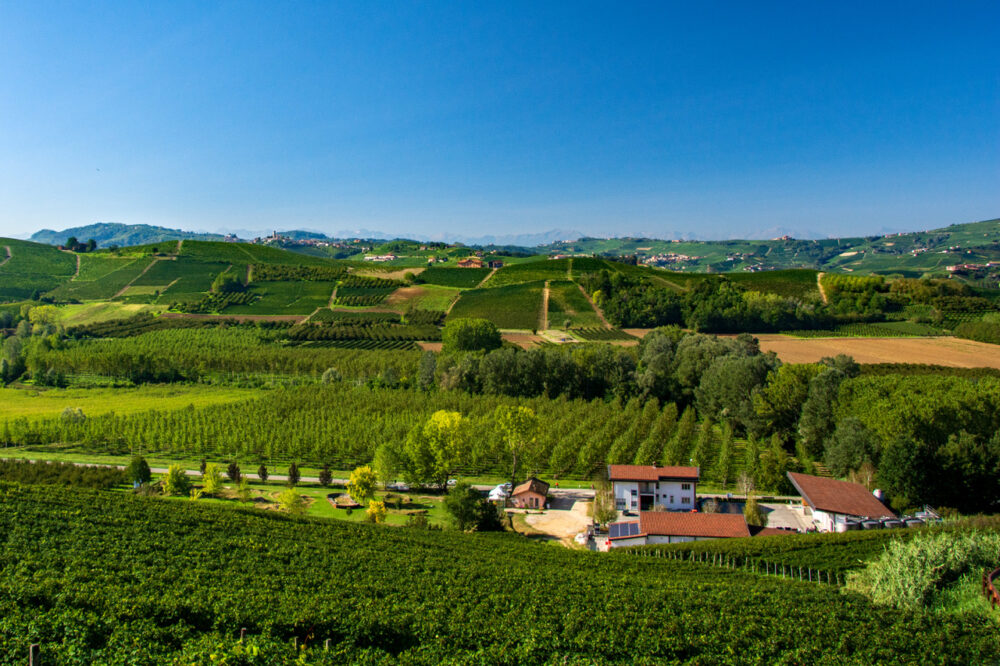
[0,385,258,422]
[52,301,167,326]
[447,281,545,329]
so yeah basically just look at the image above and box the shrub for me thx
[226,461,242,483]
[278,487,306,515]
[366,499,387,523]
[162,464,192,496]
[201,463,223,496]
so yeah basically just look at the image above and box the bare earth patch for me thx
[755,335,1000,368]
[385,286,427,307]
[502,332,546,349]
[622,328,653,338]
[417,342,443,352]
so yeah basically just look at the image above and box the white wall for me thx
[612,479,697,512]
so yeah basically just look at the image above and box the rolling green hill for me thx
[29,222,227,248]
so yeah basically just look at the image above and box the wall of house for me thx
[613,480,697,512]
[512,491,546,509]
[812,509,835,532]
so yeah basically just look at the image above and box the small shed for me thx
[510,477,549,509]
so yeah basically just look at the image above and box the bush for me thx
[201,463,223,496]
[847,531,1000,609]
[162,464,192,496]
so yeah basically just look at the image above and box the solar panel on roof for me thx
[628,522,640,537]
[609,523,620,538]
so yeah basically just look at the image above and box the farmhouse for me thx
[605,512,750,549]
[457,257,484,268]
[510,477,549,509]
[787,472,894,532]
[608,465,698,513]
[487,259,504,269]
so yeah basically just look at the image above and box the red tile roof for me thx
[607,465,699,482]
[638,511,750,539]
[787,472,895,519]
[512,477,550,497]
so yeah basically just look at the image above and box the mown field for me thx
[447,281,544,329]
[0,483,995,664]
[0,385,256,422]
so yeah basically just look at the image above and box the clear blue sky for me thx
[1,2,997,241]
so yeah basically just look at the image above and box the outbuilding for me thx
[787,472,895,532]
[510,477,549,509]
[606,511,750,548]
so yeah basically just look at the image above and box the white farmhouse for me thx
[608,465,699,513]
[787,472,895,532]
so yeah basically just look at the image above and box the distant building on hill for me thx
[608,465,699,513]
[457,257,484,268]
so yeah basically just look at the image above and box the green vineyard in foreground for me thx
[0,482,996,664]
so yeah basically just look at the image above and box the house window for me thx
[669,495,674,503]
[681,497,691,505]
[630,489,637,497]
[681,483,691,490]
[616,499,626,510]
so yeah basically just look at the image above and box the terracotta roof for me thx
[787,472,895,519]
[512,477,550,497]
[751,526,794,537]
[638,511,750,539]
[607,465,699,482]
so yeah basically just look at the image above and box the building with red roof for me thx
[787,472,894,532]
[606,511,750,548]
[607,465,699,513]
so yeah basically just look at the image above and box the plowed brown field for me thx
[756,335,1000,368]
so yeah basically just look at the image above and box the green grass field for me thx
[547,280,602,327]
[0,385,257,421]
[448,281,544,329]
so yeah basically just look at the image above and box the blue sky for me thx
[1,2,997,241]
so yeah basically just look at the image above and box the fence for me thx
[983,567,1000,610]
[622,546,845,586]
